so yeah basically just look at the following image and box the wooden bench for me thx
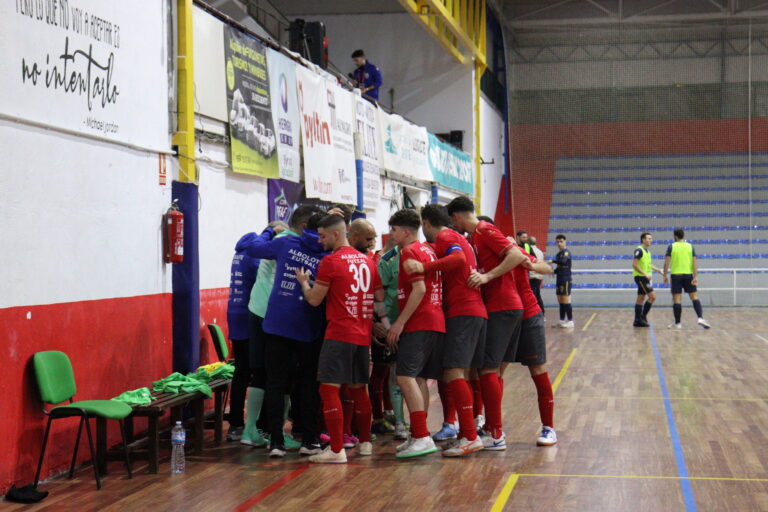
[96,379,230,474]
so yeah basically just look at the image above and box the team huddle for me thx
[227,196,558,464]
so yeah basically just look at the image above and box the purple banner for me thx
[268,179,304,223]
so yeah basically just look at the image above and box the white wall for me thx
[479,96,505,218]
[196,134,269,290]
[0,119,174,308]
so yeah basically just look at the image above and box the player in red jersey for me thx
[446,196,528,451]
[499,235,558,446]
[385,209,445,459]
[403,204,487,456]
[296,214,385,463]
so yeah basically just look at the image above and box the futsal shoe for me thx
[668,323,682,330]
[563,321,575,329]
[697,317,711,329]
[372,418,395,435]
[537,426,558,446]
[309,446,347,464]
[633,319,650,328]
[240,428,268,447]
[357,441,373,456]
[343,433,359,449]
[396,436,438,459]
[394,423,409,440]
[268,443,286,458]
[226,426,244,442]
[475,415,486,437]
[284,433,301,451]
[442,437,484,457]
[299,442,323,456]
[396,436,414,452]
[481,432,507,451]
[432,422,458,442]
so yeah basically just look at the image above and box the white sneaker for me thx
[481,432,507,451]
[668,323,682,330]
[564,321,574,329]
[697,317,711,329]
[268,446,286,458]
[396,436,438,459]
[308,446,347,464]
[442,437,484,457]
[357,441,373,456]
[537,426,557,446]
[555,321,567,328]
[475,414,485,430]
[394,422,408,440]
[396,435,413,452]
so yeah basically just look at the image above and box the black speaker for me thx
[289,19,328,69]
[435,130,464,151]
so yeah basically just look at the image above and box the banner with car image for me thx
[224,26,279,177]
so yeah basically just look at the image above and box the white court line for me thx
[756,334,768,344]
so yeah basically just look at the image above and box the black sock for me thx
[634,304,643,321]
[673,303,682,324]
[692,299,703,318]
[642,301,652,319]
[559,304,566,321]
[566,304,573,321]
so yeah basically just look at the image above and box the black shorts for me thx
[483,310,523,369]
[634,276,654,295]
[372,338,397,364]
[443,316,486,369]
[507,313,546,366]
[248,313,267,369]
[317,339,370,385]
[671,274,696,294]
[556,278,572,296]
[395,331,443,380]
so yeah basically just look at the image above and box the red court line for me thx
[232,465,310,512]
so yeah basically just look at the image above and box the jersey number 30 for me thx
[349,263,371,293]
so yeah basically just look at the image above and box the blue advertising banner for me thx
[427,133,474,195]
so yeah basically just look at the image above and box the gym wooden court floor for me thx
[12,308,768,512]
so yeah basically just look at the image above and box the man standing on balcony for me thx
[351,49,383,103]
[663,229,711,330]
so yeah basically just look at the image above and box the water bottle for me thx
[171,421,186,474]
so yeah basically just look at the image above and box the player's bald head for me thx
[348,218,377,253]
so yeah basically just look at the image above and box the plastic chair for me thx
[32,351,133,490]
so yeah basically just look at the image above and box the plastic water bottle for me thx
[171,421,186,474]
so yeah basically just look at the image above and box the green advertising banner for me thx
[224,27,279,177]
[427,133,474,195]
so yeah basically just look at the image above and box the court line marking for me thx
[581,313,597,331]
[489,474,520,512]
[517,473,768,483]
[650,325,698,512]
[558,396,768,401]
[232,465,310,512]
[757,334,768,344]
[552,348,577,393]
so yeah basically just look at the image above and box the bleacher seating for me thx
[544,153,768,307]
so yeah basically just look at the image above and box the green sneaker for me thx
[240,427,268,447]
[395,436,438,459]
[284,432,301,451]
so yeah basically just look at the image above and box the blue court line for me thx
[556,162,768,172]
[553,186,768,195]
[650,326,698,512]
[551,199,768,208]
[550,212,768,220]
[555,174,768,184]
[556,151,768,161]
[546,239,768,247]
[549,226,768,234]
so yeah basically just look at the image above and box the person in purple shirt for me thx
[352,49,383,102]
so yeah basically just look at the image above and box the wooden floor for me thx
[12,308,768,512]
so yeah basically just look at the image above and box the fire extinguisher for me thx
[163,199,184,264]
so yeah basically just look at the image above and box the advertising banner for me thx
[427,133,474,195]
[266,49,301,182]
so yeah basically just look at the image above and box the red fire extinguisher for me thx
[164,199,184,264]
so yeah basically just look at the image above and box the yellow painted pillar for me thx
[173,0,196,183]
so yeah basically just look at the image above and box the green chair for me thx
[33,351,133,490]
[206,324,229,363]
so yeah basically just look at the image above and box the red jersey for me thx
[315,246,382,346]
[433,229,487,319]
[398,241,446,333]
[511,245,543,320]
[469,220,522,313]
